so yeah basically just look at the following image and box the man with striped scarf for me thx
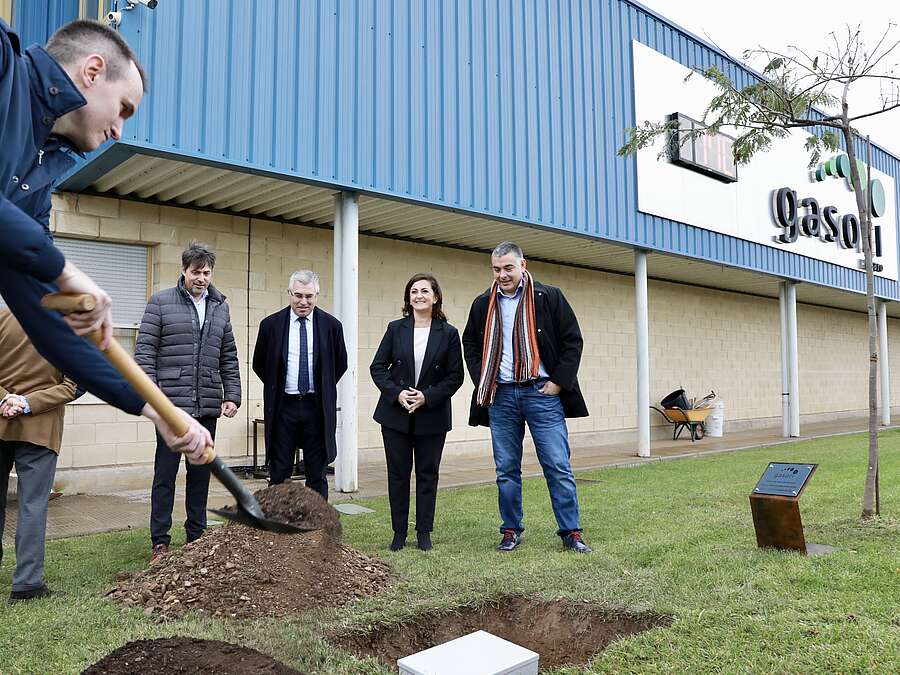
[462,242,591,553]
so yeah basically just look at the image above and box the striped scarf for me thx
[476,270,541,407]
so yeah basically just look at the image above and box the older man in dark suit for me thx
[253,270,347,499]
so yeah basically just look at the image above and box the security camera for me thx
[126,0,158,8]
[106,10,122,25]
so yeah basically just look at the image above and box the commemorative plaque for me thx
[749,462,830,555]
[753,463,816,497]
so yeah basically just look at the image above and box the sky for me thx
[638,0,900,157]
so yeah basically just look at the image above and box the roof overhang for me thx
[59,146,898,318]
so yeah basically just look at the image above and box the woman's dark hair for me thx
[402,273,446,321]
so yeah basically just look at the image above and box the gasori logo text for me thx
[771,154,888,271]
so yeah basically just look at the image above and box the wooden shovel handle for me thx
[41,292,216,462]
[41,293,96,313]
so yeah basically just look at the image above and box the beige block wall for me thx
[46,193,894,491]
[798,305,869,415]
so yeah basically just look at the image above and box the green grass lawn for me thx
[2,431,900,674]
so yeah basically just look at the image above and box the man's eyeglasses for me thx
[288,290,317,300]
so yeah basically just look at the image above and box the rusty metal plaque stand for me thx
[750,463,832,555]
[750,493,807,552]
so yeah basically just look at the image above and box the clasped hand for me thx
[397,388,425,413]
[0,394,27,418]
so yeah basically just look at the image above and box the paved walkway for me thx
[2,416,888,544]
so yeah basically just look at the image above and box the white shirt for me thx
[285,312,315,394]
[189,289,208,328]
[413,326,430,386]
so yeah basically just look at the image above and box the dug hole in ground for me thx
[86,482,673,673]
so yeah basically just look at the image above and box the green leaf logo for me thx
[813,154,886,217]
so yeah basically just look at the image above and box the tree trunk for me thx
[843,122,879,519]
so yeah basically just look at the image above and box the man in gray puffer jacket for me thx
[135,242,241,564]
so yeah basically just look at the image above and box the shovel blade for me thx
[208,506,318,534]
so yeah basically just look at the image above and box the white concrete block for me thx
[398,630,538,675]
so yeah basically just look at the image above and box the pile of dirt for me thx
[106,485,391,620]
[82,637,302,674]
[221,482,343,540]
[336,596,671,670]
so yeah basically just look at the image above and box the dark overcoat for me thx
[461,280,589,427]
[369,316,464,435]
[253,306,347,462]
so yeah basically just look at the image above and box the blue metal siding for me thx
[55,0,900,298]
[12,0,79,47]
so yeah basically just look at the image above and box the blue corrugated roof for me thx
[42,0,900,298]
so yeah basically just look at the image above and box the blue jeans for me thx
[488,380,581,535]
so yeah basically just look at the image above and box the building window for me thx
[0,238,149,343]
[0,237,149,405]
[56,237,149,405]
[55,237,150,356]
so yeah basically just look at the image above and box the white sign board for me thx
[632,40,898,281]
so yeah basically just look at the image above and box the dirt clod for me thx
[336,596,671,671]
[106,485,391,620]
[222,483,343,541]
[82,637,303,674]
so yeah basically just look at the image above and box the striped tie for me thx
[297,316,309,394]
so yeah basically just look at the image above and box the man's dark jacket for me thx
[252,306,347,462]
[135,279,241,418]
[461,280,589,427]
[0,20,143,414]
[370,316,464,434]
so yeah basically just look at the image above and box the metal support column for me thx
[635,250,650,457]
[779,283,790,438]
[333,194,343,320]
[332,195,345,488]
[785,281,800,437]
[878,300,891,426]
[334,192,358,492]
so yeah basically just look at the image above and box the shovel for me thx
[41,293,314,534]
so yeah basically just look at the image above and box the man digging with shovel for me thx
[0,18,211,461]
[2,18,308,542]
[2,18,315,576]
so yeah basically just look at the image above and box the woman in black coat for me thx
[370,273,464,551]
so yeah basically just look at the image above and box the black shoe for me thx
[8,584,52,604]
[497,529,521,552]
[389,532,407,551]
[416,532,432,551]
[561,531,592,553]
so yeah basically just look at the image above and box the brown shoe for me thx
[149,543,169,565]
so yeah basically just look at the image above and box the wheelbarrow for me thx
[651,405,713,441]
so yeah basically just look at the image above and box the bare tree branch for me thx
[847,100,900,123]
